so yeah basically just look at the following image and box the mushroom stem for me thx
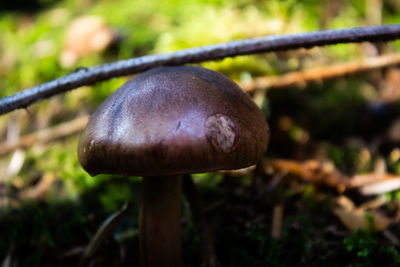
[139,175,184,267]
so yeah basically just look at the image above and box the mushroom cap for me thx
[78,66,269,176]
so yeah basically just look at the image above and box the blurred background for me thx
[1,0,400,266]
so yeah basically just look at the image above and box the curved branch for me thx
[1,24,400,115]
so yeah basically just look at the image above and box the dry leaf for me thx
[333,196,392,231]
[350,172,400,195]
[359,178,400,195]
[60,16,115,67]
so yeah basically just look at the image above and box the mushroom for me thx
[78,66,269,266]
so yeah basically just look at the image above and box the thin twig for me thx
[1,25,400,115]
[271,203,284,240]
[2,54,400,157]
[0,115,88,157]
[241,53,400,92]
[1,53,400,157]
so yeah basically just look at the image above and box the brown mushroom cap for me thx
[78,66,269,176]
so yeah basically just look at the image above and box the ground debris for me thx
[260,159,350,193]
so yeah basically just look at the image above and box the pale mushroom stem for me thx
[139,175,184,267]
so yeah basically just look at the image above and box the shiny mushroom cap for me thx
[78,66,269,176]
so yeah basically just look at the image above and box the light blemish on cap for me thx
[205,114,238,153]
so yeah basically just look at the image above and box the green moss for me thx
[2,1,400,266]
[0,201,90,265]
[343,230,400,267]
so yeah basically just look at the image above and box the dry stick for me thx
[2,54,400,157]
[241,53,400,92]
[271,203,284,240]
[1,25,400,115]
[262,159,350,192]
[0,115,88,157]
